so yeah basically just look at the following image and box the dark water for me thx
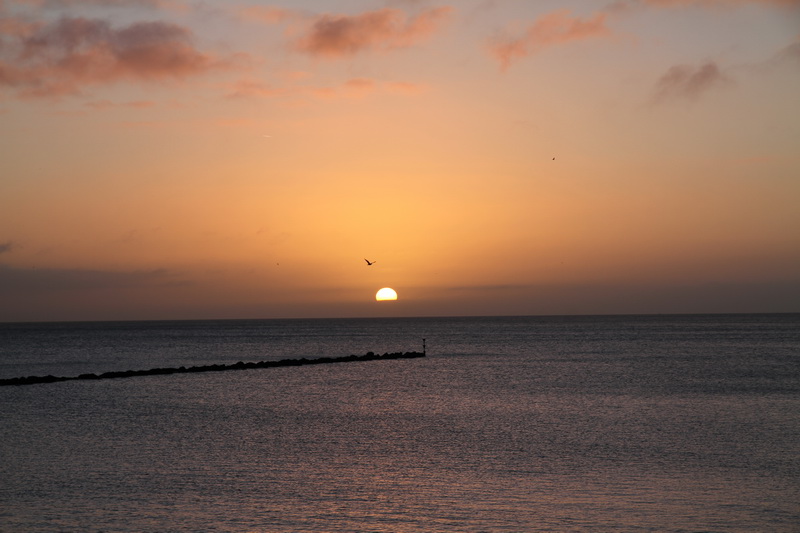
[1,314,799,531]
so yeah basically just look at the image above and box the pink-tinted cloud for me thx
[237,5,299,25]
[488,9,613,70]
[306,77,379,99]
[84,98,154,109]
[293,6,453,58]
[651,61,732,103]
[385,80,426,94]
[0,16,229,98]
[343,77,375,91]
[226,78,283,99]
[227,75,426,101]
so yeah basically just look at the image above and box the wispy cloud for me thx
[292,6,453,58]
[0,242,14,254]
[608,0,799,11]
[651,61,732,103]
[0,15,234,98]
[306,77,378,99]
[226,79,284,99]
[13,0,186,9]
[84,99,155,109]
[385,80,426,94]
[639,0,798,7]
[770,39,800,67]
[228,75,426,101]
[488,9,612,70]
[310,77,427,99]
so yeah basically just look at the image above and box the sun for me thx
[375,287,398,301]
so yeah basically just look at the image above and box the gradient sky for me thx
[1,0,799,321]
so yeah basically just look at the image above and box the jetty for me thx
[0,350,426,387]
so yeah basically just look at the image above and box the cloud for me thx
[651,61,732,103]
[237,5,299,25]
[84,98,154,109]
[771,39,800,67]
[607,0,799,13]
[310,77,427,99]
[0,16,230,98]
[488,9,612,70]
[385,80,426,94]
[292,6,453,58]
[433,280,800,315]
[303,77,377,99]
[226,78,283,99]
[227,75,426,101]
[0,242,13,254]
[638,0,799,7]
[13,0,185,9]
[0,12,40,38]
[343,76,375,91]
[0,264,184,292]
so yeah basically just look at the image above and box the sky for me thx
[1,0,799,322]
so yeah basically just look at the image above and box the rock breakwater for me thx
[0,351,426,386]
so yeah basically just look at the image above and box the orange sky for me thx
[1,0,799,321]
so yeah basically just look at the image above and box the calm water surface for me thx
[1,314,799,531]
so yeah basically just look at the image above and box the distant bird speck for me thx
[364,258,376,266]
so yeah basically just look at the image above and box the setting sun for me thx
[376,288,398,301]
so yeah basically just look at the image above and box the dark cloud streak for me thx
[772,40,800,67]
[433,280,800,315]
[651,61,732,103]
[0,264,186,292]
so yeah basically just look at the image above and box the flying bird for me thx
[364,258,376,266]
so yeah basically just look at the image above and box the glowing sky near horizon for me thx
[1,0,798,321]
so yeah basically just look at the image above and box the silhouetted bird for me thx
[364,259,376,266]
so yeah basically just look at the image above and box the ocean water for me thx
[1,314,799,532]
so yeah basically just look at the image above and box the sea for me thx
[1,314,799,532]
